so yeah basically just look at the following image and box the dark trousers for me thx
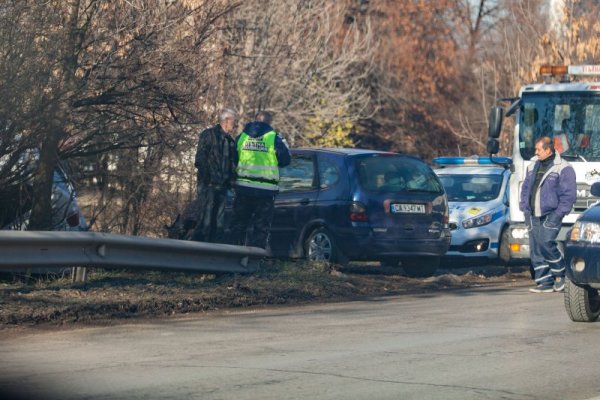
[229,191,275,249]
[191,185,227,243]
[528,215,566,287]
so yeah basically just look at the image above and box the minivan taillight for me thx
[349,202,368,221]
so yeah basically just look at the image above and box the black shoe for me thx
[529,285,554,293]
[554,276,565,292]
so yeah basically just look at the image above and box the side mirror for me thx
[487,138,500,155]
[591,182,600,197]
[488,106,504,139]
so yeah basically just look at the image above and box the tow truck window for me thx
[519,93,600,161]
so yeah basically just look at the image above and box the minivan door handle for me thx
[299,198,310,205]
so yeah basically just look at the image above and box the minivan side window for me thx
[279,156,316,192]
[318,158,340,189]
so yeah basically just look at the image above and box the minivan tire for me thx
[402,256,438,277]
[305,227,347,266]
[564,277,600,322]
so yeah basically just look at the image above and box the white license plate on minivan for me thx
[391,203,426,214]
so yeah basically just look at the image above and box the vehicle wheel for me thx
[498,227,511,264]
[564,277,600,322]
[379,257,400,268]
[401,256,439,277]
[305,227,347,266]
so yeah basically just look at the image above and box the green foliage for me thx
[304,114,355,148]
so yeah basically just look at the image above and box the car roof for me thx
[292,148,428,163]
[293,147,395,156]
[434,166,507,176]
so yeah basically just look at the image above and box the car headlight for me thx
[462,211,494,229]
[570,221,600,243]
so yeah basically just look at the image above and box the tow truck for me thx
[487,64,600,262]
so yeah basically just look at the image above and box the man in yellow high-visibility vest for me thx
[230,111,291,249]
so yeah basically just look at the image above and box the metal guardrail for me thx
[0,231,267,274]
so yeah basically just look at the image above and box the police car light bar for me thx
[433,156,512,166]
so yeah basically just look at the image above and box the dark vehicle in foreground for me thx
[564,181,600,322]
[263,148,450,276]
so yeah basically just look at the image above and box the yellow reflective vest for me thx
[236,131,279,191]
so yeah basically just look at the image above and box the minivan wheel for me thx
[305,227,346,265]
[402,256,439,277]
[564,278,600,322]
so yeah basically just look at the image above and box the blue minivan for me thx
[264,148,451,276]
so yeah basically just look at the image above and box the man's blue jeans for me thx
[528,215,566,287]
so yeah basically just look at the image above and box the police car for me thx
[433,156,511,262]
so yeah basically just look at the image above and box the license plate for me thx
[391,203,426,214]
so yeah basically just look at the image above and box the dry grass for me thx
[0,260,530,329]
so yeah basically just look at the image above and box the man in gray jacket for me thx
[519,136,576,293]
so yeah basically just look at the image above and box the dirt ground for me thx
[0,260,531,331]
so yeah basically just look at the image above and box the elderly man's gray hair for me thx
[219,108,238,122]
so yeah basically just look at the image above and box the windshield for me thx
[354,155,443,193]
[519,92,600,161]
[438,174,503,202]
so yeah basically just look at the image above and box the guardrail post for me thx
[71,267,87,284]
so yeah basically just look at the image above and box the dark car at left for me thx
[237,148,451,276]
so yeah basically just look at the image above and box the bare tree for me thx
[215,0,377,146]
[0,0,239,233]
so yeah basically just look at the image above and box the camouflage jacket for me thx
[194,125,237,189]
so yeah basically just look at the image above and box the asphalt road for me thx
[2,284,600,400]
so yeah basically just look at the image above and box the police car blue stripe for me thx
[490,209,505,223]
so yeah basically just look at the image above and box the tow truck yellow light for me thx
[540,65,553,75]
[552,65,568,75]
[540,64,600,77]
[540,65,568,76]
[510,243,521,252]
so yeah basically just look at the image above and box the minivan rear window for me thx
[354,155,443,193]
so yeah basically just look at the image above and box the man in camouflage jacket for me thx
[191,109,238,243]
